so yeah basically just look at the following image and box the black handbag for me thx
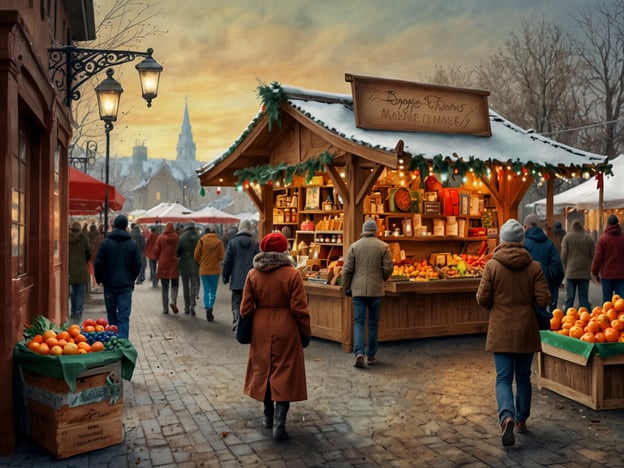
[235,313,253,344]
[534,305,552,330]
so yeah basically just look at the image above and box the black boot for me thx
[206,308,214,322]
[262,401,274,429]
[273,402,290,441]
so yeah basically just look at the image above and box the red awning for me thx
[69,166,125,215]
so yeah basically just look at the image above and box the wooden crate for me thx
[21,362,124,459]
[537,342,624,410]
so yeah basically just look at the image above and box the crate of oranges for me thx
[14,315,137,458]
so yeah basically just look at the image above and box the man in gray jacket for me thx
[561,220,595,311]
[342,219,394,368]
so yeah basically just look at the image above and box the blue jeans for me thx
[201,274,219,309]
[103,286,133,339]
[352,296,382,358]
[69,283,86,318]
[493,352,533,424]
[565,279,591,311]
[601,278,624,304]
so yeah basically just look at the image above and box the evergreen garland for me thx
[234,151,334,187]
[257,79,286,131]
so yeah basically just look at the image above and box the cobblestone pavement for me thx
[2,280,624,467]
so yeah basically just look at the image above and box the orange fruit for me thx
[569,326,584,339]
[57,339,68,347]
[585,320,601,334]
[31,334,43,344]
[550,317,561,331]
[607,307,618,322]
[68,325,81,338]
[561,321,574,330]
[37,343,50,355]
[579,311,591,323]
[28,341,41,352]
[580,332,596,343]
[62,342,79,355]
[558,328,570,336]
[598,314,611,331]
[49,345,63,356]
[45,337,59,348]
[84,325,95,333]
[74,334,87,344]
[619,335,624,343]
[57,331,70,341]
[78,349,88,354]
[578,306,589,315]
[613,294,622,303]
[612,319,624,331]
[42,330,57,341]
[77,342,91,352]
[604,327,620,342]
[603,301,614,312]
[90,341,105,352]
[95,324,105,332]
[552,308,564,319]
[595,331,606,343]
[614,298,624,312]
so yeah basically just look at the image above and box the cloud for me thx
[96,0,590,162]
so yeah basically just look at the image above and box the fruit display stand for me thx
[537,331,624,411]
[13,342,137,459]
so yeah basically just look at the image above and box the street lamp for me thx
[68,140,98,172]
[95,69,123,233]
[48,46,163,108]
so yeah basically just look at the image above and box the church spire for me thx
[176,96,196,161]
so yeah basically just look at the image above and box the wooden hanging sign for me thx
[345,74,491,136]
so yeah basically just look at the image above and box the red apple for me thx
[108,324,118,333]
[96,317,108,327]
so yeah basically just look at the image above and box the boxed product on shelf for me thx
[439,188,460,216]
[468,227,487,237]
[423,201,441,215]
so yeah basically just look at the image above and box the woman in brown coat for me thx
[239,232,311,441]
[154,222,180,315]
[476,219,550,447]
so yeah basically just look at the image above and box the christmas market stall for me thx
[197,74,609,352]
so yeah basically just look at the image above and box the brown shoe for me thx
[367,356,377,365]
[501,416,515,446]
[515,421,527,433]
[170,303,178,314]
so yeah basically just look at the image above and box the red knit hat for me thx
[260,232,288,253]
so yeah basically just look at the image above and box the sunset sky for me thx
[95,0,588,163]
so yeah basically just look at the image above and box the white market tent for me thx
[529,154,624,216]
[134,202,194,224]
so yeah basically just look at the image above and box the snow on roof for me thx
[197,83,607,177]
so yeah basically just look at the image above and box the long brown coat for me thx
[240,251,311,402]
[476,242,551,354]
[154,223,180,279]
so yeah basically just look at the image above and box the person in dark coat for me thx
[68,221,91,321]
[94,215,142,339]
[591,214,624,303]
[552,221,566,252]
[155,222,181,314]
[176,222,201,316]
[130,223,146,284]
[86,223,99,289]
[561,220,595,310]
[523,214,564,312]
[240,232,311,441]
[222,219,260,330]
[476,219,551,446]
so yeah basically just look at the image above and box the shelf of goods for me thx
[275,177,493,352]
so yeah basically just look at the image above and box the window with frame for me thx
[12,129,28,276]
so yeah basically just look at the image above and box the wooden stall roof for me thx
[197,82,608,187]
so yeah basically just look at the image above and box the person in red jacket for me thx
[591,214,624,303]
[155,222,180,314]
[144,226,159,287]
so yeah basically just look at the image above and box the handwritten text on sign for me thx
[346,74,491,136]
